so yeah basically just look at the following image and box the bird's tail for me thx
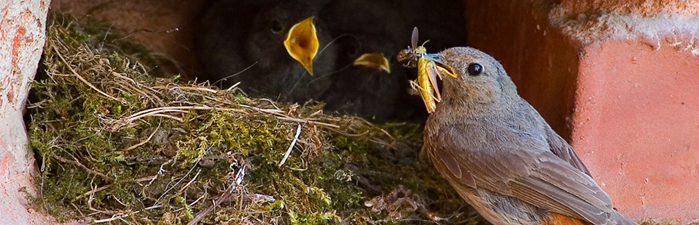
[544,213,591,225]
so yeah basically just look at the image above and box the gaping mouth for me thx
[352,52,391,73]
[283,17,319,75]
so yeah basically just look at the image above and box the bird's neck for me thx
[432,94,516,126]
[431,78,519,126]
[440,91,508,112]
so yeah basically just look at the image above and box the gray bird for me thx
[196,0,337,102]
[423,47,637,225]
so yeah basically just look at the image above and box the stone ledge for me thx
[558,0,699,17]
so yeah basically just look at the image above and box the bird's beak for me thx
[425,54,457,79]
[284,17,319,75]
[434,62,457,79]
[352,52,391,73]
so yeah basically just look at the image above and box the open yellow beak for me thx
[283,17,319,75]
[434,62,457,79]
[352,52,391,73]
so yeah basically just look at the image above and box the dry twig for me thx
[278,124,302,167]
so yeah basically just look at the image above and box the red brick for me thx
[573,39,699,219]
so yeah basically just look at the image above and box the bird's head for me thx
[433,47,518,108]
[348,36,393,74]
[249,2,321,75]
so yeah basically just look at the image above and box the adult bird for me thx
[196,0,337,102]
[423,47,637,225]
[318,0,423,121]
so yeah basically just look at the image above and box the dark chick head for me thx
[249,1,318,75]
[246,0,337,101]
[316,0,429,121]
[196,0,336,102]
[437,47,519,108]
[318,33,407,121]
[336,33,397,75]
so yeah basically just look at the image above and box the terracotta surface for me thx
[50,0,206,78]
[572,39,699,219]
[1,0,62,224]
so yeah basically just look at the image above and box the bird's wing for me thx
[429,122,615,224]
[518,102,592,176]
[543,125,592,176]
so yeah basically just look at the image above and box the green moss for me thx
[333,136,364,153]
[289,211,339,225]
[27,13,484,225]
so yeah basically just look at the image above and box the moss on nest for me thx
[27,14,484,224]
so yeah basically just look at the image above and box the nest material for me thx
[27,15,482,224]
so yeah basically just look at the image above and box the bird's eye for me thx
[467,63,483,76]
[346,43,358,56]
[270,20,284,34]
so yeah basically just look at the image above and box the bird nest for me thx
[26,14,482,224]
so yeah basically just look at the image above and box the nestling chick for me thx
[317,0,421,121]
[196,0,337,102]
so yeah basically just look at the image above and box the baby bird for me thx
[318,0,423,121]
[196,0,337,102]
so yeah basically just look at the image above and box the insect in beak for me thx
[415,56,455,113]
[398,27,456,113]
[353,52,391,73]
[283,17,319,75]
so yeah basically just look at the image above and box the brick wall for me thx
[0,0,53,224]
